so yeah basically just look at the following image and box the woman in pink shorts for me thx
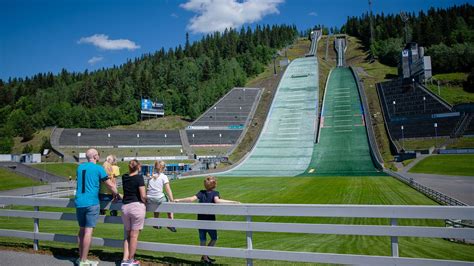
[121,159,147,265]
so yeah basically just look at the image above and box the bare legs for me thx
[77,227,94,261]
[123,229,140,261]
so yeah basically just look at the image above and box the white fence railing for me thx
[0,196,473,265]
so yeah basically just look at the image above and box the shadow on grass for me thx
[49,246,205,265]
[0,241,208,266]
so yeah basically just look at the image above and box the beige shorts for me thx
[121,202,146,231]
[147,196,168,204]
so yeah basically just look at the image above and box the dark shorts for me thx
[76,204,100,228]
[199,229,218,242]
[99,193,114,201]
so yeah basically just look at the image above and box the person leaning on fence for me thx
[146,160,176,232]
[121,159,147,266]
[174,176,240,264]
[75,149,118,266]
[99,154,120,216]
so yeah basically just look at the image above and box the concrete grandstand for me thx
[53,87,262,160]
[378,79,461,140]
[185,87,262,148]
[59,129,181,147]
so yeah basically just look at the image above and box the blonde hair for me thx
[204,176,217,191]
[153,161,166,179]
[106,155,117,164]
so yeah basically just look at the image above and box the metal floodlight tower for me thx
[400,11,409,44]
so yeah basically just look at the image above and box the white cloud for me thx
[171,13,179,18]
[88,56,103,65]
[78,34,140,51]
[309,11,317,17]
[180,0,284,33]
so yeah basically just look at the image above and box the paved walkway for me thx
[404,172,474,205]
[398,154,429,174]
[0,250,116,266]
[395,154,474,205]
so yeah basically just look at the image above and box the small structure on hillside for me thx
[399,42,432,81]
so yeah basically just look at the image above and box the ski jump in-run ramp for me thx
[219,62,382,176]
[300,67,383,176]
[222,57,319,176]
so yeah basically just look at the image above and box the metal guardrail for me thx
[350,67,384,169]
[386,170,467,206]
[0,196,473,265]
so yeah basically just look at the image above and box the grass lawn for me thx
[402,158,415,167]
[432,72,468,83]
[409,155,474,176]
[398,138,447,150]
[110,115,190,130]
[447,137,474,149]
[30,163,78,178]
[193,146,230,156]
[12,128,52,154]
[0,168,40,191]
[426,84,474,105]
[1,176,473,264]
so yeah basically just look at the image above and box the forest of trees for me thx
[0,24,298,152]
[343,4,474,71]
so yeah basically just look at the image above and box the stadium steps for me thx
[179,129,193,157]
[50,127,74,162]
[452,113,472,138]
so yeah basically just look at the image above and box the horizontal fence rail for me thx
[0,196,473,265]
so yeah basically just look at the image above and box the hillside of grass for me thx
[1,175,473,264]
[0,168,40,191]
[409,154,474,176]
[424,72,474,105]
[447,137,474,149]
[109,115,189,130]
[30,163,78,178]
[11,128,52,154]
[397,138,446,150]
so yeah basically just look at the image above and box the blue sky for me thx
[0,0,470,80]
